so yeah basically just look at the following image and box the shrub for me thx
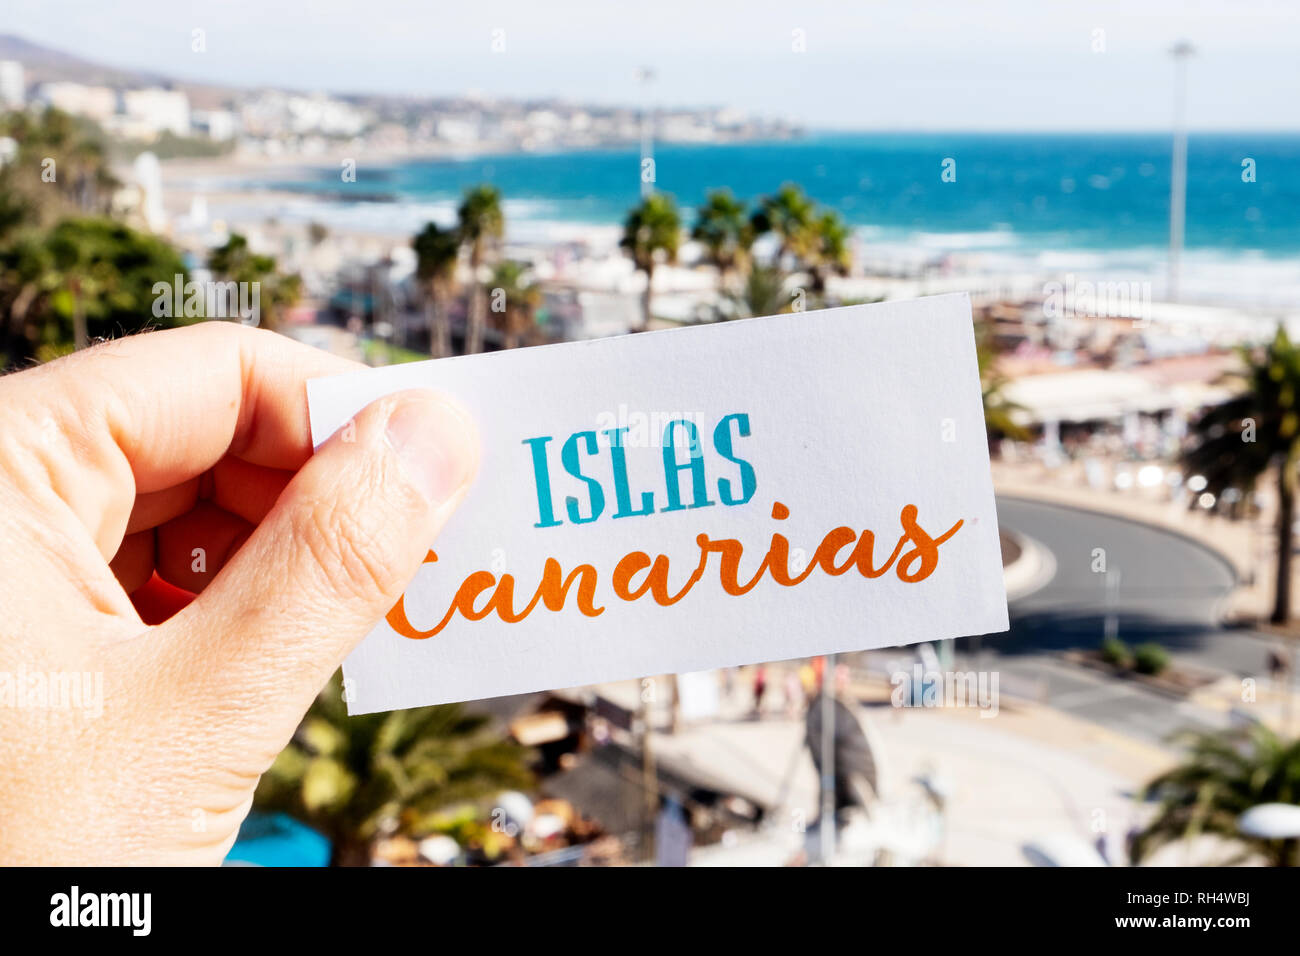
[1100,636,1132,668]
[1133,642,1171,676]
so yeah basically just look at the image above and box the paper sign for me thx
[307,293,1008,714]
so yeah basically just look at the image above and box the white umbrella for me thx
[1238,803,1300,839]
[1022,834,1108,867]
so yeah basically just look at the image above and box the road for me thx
[962,495,1285,746]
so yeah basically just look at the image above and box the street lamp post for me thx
[819,654,837,864]
[1167,41,1195,302]
[638,67,655,200]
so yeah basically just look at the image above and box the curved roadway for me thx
[969,496,1283,745]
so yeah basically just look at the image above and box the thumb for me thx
[159,388,479,714]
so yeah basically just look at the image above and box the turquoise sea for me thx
[252,132,1300,256]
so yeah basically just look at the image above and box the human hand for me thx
[0,322,478,865]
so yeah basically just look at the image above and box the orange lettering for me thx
[386,551,457,639]
[535,558,605,617]
[896,504,963,582]
[697,533,769,595]
[388,505,968,638]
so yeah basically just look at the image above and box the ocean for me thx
[251,132,1298,247]
[212,132,1300,305]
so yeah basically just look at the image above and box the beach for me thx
[142,133,1300,355]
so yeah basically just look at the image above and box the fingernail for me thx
[385,393,478,507]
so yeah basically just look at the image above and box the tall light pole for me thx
[1167,41,1194,302]
[639,680,658,862]
[638,67,655,199]
[819,655,837,864]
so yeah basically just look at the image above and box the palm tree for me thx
[457,185,504,354]
[0,233,51,366]
[413,222,460,358]
[752,183,817,267]
[66,135,114,215]
[38,218,189,354]
[1133,725,1300,866]
[0,108,116,228]
[208,233,302,332]
[1182,327,1300,622]
[975,320,1030,443]
[727,263,790,320]
[692,189,753,294]
[46,231,99,350]
[621,192,681,333]
[489,259,542,350]
[254,672,535,866]
[806,209,852,298]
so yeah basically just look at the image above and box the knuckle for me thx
[297,495,403,602]
[191,316,269,355]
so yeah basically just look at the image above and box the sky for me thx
[5,0,1299,130]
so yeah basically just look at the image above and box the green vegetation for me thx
[1132,642,1171,676]
[411,185,510,356]
[412,220,459,358]
[1,215,191,363]
[976,321,1029,443]
[0,108,301,366]
[207,233,301,332]
[750,183,853,297]
[0,108,116,232]
[457,184,504,354]
[1182,326,1300,622]
[1100,637,1170,676]
[671,182,856,323]
[1100,636,1132,668]
[489,259,542,350]
[1134,725,1300,866]
[805,210,851,295]
[114,130,235,162]
[730,263,790,320]
[753,182,817,264]
[0,108,130,363]
[254,672,534,866]
[621,192,681,332]
[362,337,430,367]
[413,194,542,356]
[691,188,753,290]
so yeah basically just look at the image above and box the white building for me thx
[0,60,24,108]
[286,93,365,136]
[191,108,237,140]
[36,81,116,121]
[132,151,166,232]
[435,116,481,145]
[239,90,366,138]
[121,87,191,138]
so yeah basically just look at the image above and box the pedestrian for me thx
[753,664,768,716]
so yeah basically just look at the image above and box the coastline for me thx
[141,133,1300,316]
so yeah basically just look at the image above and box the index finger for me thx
[1,322,361,555]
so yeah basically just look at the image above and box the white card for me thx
[307,292,1007,714]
